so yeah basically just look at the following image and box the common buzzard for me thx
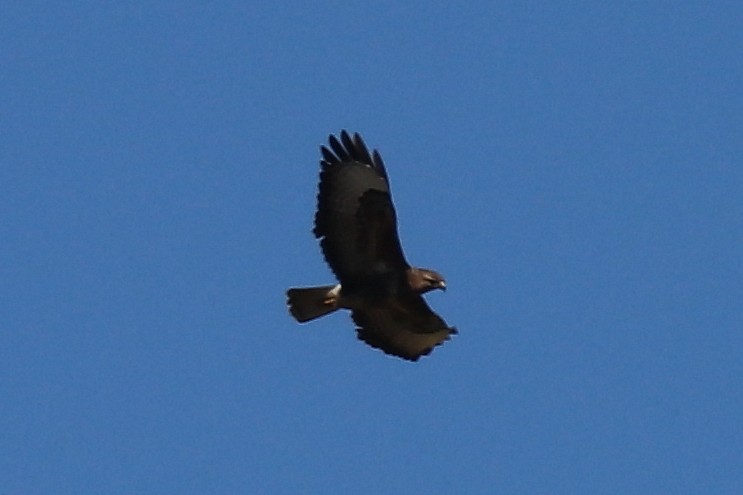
[286,131,456,361]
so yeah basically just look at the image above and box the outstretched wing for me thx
[351,295,457,361]
[313,131,409,285]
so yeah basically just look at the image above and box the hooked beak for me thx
[438,281,447,291]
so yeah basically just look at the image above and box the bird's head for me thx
[408,267,447,294]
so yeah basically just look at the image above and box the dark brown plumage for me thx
[286,131,456,361]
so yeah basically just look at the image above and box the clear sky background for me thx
[2,2,742,494]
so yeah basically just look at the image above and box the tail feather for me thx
[286,285,340,323]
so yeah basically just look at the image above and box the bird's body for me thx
[286,131,455,361]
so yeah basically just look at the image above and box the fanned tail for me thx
[286,285,340,323]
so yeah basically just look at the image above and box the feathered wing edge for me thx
[351,295,457,361]
[320,131,388,181]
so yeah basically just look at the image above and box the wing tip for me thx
[319,131,387,179]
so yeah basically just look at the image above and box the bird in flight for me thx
[286,131,456,361]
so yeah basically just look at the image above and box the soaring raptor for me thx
[286,131,456,361]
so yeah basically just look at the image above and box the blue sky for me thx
[2,2,742,493]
